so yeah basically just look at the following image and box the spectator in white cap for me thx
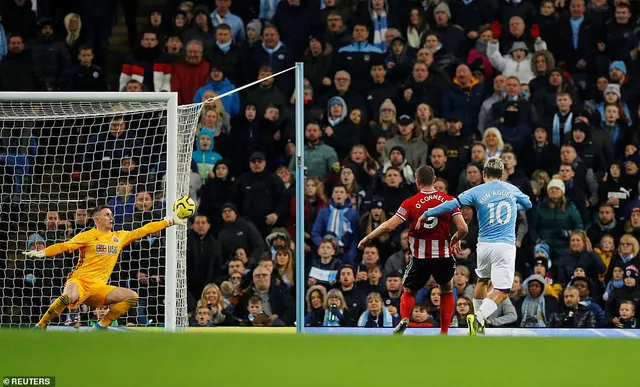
[530,178,584,262]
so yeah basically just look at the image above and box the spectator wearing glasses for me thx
[605,234,640,282]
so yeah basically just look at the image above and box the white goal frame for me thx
[0,92,182,332]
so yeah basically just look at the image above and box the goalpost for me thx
[0,92,200,331]
[0,63,306,332]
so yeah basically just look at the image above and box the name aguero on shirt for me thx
[414,194,446,209]
[478,190,516,205]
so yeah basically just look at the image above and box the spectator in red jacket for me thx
[171,39,210,104]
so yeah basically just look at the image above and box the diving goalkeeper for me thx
[23,204,186,329]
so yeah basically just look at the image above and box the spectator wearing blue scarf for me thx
[312,184,360,265]
[357,292,398,327]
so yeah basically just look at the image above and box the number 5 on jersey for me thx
[423,216,438,229]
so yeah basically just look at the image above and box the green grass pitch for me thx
[2,330,634,387]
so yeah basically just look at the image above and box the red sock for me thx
[400,291,415,320]
[439,291,454,335]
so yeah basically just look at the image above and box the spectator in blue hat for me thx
[27,233,46,251]
[322,96,357,160]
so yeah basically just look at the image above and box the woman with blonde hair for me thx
[556,230,606,285]
[357,292,397,327]
[201,90,231,133]
[274,247,295,289]
[605,234,640,281]
[62,13,86,62]
[453,265,475,298]
[365,99,398,153]
[197,283,238,325]
[199,283,227,311]
[530,178,583,262]
[323,288,348,327]
[482,127,504,158]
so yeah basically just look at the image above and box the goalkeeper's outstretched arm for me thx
[122,214,186,246]
[23,238,85,259]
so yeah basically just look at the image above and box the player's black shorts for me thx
[402,256,456,292]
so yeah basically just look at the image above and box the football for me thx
[173,196,196,219]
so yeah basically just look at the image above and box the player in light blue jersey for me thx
[416,157,532,335]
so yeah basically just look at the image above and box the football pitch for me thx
[1,330,634,387]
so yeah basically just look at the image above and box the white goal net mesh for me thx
[0,97,201,329]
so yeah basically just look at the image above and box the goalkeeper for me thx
[23,204,186,329]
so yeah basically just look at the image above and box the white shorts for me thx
[475,242,517,290]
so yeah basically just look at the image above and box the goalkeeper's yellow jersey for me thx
[43,220,169,285]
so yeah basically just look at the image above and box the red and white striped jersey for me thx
[395,190,461,259]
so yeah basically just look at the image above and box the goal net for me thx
[0,93,201,331]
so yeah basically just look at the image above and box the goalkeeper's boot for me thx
[466,314,485,336]
[91,323,109,331]
[32,324,46,330]
[393,317,410,335]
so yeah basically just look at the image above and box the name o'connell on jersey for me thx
[413,193,447,209]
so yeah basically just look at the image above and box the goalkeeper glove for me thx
[167,213,188,227]
[22,250,46,259]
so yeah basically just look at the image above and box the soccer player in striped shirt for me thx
[417,157,532,335]
[23,204,186,329]
[358,166,468,335]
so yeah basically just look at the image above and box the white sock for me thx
[472,298,483,313]
[475,298,498,326]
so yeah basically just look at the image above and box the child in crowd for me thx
[532,243,562,298]
[191,306,214,327]
[594,235,616,282]
[358,265,384,295]
[611,300,637,328]
[308,238,343,287]
[193,128,222,180]
[409,303,438,327]
[603,263,625,302]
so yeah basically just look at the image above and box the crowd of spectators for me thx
[1,0,640,329]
